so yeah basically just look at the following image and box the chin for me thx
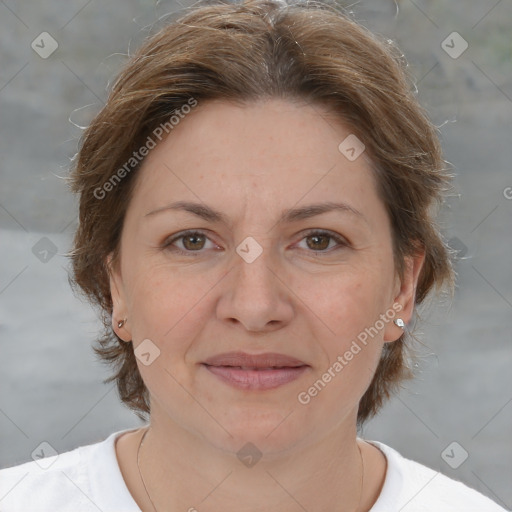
[206,406,309,456]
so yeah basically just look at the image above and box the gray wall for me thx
[1,0,511,508]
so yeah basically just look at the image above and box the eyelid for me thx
[295,228,351,252]
[162,229,219,252]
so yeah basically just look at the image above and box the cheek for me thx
[293,264,392,392]
[124,264,220,395]
[125,261,220,346]
[295,265,391,343]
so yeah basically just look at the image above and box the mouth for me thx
[201,352,310,390]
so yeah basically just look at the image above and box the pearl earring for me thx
[117,318,127,328]
[394,318,405,329]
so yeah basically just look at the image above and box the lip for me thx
[201,352,309,391]
[203,351,307,368]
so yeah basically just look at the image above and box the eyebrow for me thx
[145,200,367,226]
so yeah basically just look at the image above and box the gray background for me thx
[1,0,511,509]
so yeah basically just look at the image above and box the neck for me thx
[134,410,370,512]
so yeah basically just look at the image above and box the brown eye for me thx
[163,230,217,255]
[297,230,349,254]
[306,233,331,251]
[181,232,206,251]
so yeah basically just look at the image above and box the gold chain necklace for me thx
[136,427,365,512]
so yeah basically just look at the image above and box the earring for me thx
[117,318,127,329]
[394,318,405,329]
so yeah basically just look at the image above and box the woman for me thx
[0,0,506,510]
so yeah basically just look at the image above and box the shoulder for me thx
[0,442,92,511]
[367,440,508,512]
[0,428,141,512]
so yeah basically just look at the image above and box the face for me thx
[109,98,423,455]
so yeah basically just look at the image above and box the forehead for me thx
[127,98,382,223]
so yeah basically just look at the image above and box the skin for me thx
[109,98,425,511]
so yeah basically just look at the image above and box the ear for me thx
[107,252,132,342]
[383,249,425,343]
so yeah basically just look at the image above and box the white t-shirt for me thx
[0,427,506,511]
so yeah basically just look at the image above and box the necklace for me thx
[136,426,365,512]
[137,427,158,512]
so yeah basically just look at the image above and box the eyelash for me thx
[162,229,349,257]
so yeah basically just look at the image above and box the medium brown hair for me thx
[69,0,455,425]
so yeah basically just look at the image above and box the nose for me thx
[216,241,294,334]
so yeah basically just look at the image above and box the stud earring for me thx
[117,318,127,329]
[394,318,405,329]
